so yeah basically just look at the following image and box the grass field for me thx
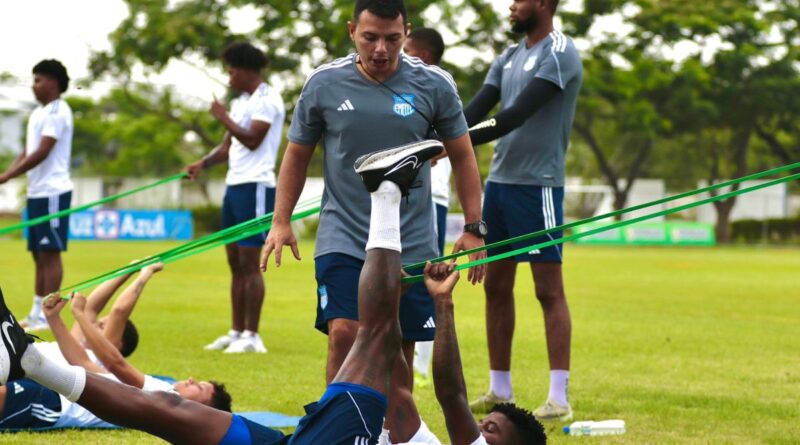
[0,239,798,444]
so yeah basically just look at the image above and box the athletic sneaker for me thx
[1,288,35,384]
[223,332,267,354]
[20,314,49,332]
[469,390,516,414]
[354,140,444,196]
[204,332,240,351]
[533,398,573,422]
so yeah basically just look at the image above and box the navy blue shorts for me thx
[219,414,287,445]
[435,203,447,257]
[222,183,275,247]
[483,182,564,263]
[0,379,62,429]
[315,253,436,342]
[26,191,71,252]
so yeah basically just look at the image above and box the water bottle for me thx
[563,420,626,436]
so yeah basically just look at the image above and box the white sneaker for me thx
[19,314,49,332]
[223,333,267,354]
[204,332,240,351]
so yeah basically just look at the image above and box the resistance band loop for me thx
[0,172,188,236]
[405,161,800,271]
[402,171,800,283]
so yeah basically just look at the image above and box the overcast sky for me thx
[0,0,594,103]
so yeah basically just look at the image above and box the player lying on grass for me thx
[33,261,162,368]
[1,266,231,430]
[0,140,542,444]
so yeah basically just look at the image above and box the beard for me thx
[511,14,538,34]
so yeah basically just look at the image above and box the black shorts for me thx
[0,379,62,429]
[26,191,71,252]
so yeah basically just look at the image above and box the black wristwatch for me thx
[464,220,488,238]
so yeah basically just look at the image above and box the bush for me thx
[191,205,222,236]
[731,217,800,244]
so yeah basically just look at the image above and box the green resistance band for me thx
[0,172,188,236]
[405,161,800,271]
[57,199,322,296]
[402,171,800,284]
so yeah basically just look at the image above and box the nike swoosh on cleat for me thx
[384,156,419,176]
[2,321,16,355]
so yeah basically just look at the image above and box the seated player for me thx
[1,140,541,444]
[34,262,161,367]
[1,277,231,430]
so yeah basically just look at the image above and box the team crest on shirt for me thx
[523,55,538,71]
[392,94,416,117]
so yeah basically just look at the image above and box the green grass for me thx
[1,240,799,444]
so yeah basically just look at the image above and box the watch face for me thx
[478,222,488,236]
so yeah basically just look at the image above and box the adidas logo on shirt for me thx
[13,382,24,394]
[337,99,355,111]
[423,316,436,329]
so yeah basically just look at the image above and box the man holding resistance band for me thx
[262,0,486,442]
[185,42,285,354]
[464,0,583,421]
[1,140,544,444]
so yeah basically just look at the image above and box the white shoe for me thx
[223,333,267,354]
[20,314,49,332]
[204,332,240,351]
[533,398,573,422]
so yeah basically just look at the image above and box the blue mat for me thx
[0,411,301,433]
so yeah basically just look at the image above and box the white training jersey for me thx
[25,98,73,198]
[225,82,286,187]
[431,158,452,208]
[53,373,176,428]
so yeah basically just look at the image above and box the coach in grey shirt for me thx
[462,0,583,422]
[261,0,485,442]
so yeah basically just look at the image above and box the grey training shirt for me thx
[289,53,468,263]
[484,31,583,187]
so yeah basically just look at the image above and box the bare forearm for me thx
[45,312,94,368]
[273,145,313,225]
[433,298,468,400]
[104,274,149,344]
[448,139,483,223]
[3,149,49,179]
[85,273,134,320]
[218,115,266,150]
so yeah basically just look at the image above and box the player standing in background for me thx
[262,0,487,442]
[403,27,449,389]
[0,59,73,332]
[463,0,583,421]
[185,42,286,354]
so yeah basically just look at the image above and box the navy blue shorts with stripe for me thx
[222,183,275,247]
[315,253,436,341]
[483,182,564,263]
[219,383,385,445]
[0,379,62,429]
[26,191,71,252]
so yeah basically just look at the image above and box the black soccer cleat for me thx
[0,288,34,385]
[354,140,445,196]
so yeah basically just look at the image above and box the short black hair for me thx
[353,0,407,23]
[407,27,445,65]
[221,42,269,71]
[491,403,547,445]
[32,59,69,93]
[210,381,233,412]
[119,319,139,358]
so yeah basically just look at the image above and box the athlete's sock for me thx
[489,370,513,399]
[413,341,433,377]
[21,344,87,402]
[366,181,402,252]
[548,369,570,406]
[30,295,44,318]
[407,419,442,444]
[227,329,241,338]
[241,330,256,338]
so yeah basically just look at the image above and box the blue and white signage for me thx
[68,209,193,241]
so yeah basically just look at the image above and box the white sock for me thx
[366,181,402,252]
[489,370,513,399]
[242,330,258,339]
[413,341,433,377]
[21,345,87,402]
[407,419,442,444]
[30,295,44,317]
[548,369,570,406]
[227,329,241,338]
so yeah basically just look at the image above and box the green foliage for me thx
[189,204,222,236]
[731,217,800,244]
